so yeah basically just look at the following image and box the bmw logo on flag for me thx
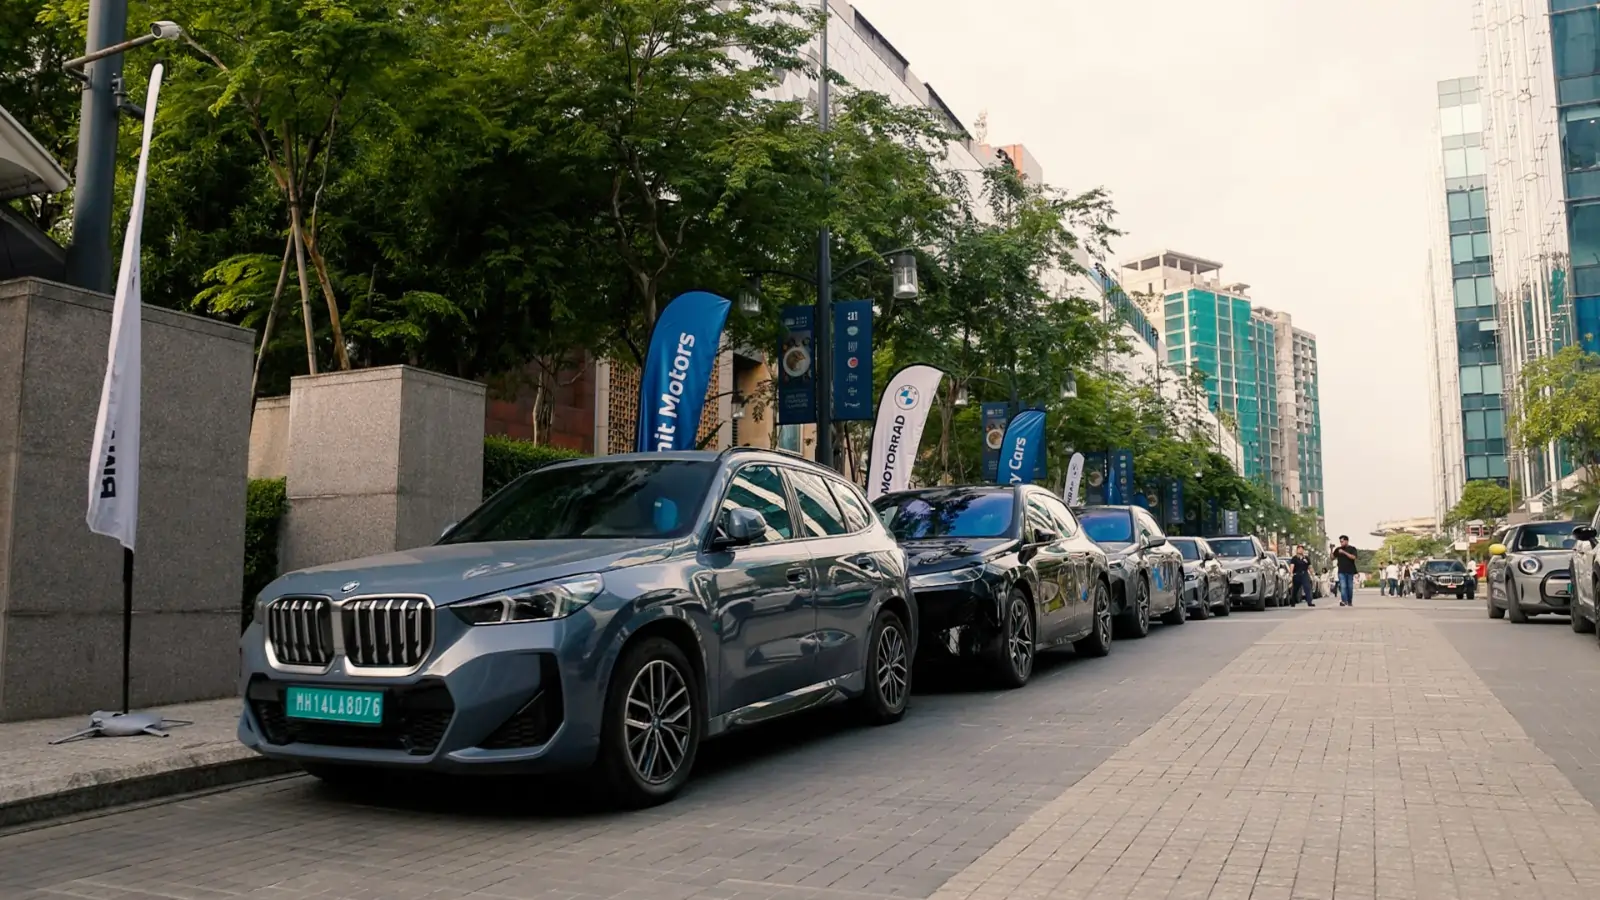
[895,386,920,410]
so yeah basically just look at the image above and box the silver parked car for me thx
[1486,521,1579,624]
[238,449,916,807]
[1206,535,1278,612]
[1168,536,1230,619]
[1569,512,1600,635]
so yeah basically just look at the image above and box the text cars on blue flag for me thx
[996,409,1046,486]
[635,291,731,452]
[866,365,945,500]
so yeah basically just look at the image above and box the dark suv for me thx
[239,449,915,807]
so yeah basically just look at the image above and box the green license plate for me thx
[284,686,385,725]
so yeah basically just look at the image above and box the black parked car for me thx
[1168,536,1230,619]
[873,485,1113,688]
[1411,558,1477,600]
[1076,505,1186,637]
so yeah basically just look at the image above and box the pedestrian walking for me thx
[1384,561,1401,596]
[1333,535,1359,606]
[1291,544,1314,607]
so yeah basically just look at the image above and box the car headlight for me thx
[1234,566,1257,576]
[450,574,604,625]
[910,564,986,589]
[1517,557,1541,575]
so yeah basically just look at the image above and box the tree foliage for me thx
[1512,344,1600,472]
[1446,479,1511,527]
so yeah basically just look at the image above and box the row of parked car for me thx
[1476,516,1600,633]
[237,448,1300,808]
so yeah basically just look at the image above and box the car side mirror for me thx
[1034,530,1059,546]
[1146,535,1167,548]
[1573,526,1598,543]
[1204,551,1215,561]
[1488,543,1507,557]
[714,507,766,549]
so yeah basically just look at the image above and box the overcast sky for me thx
[855,0,1477,543]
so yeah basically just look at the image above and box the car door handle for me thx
[847,554,880,572]
[787,567,811,585]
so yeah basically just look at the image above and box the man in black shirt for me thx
[1290,544,1314,607]
[1333,535,1360,606]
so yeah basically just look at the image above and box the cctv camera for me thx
[150,21,183,40]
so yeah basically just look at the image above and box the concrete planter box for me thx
[279,366,486,574]
[0,278,251,721]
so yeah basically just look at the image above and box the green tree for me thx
[1512,344,1600,472]
[1446,479,1511,527]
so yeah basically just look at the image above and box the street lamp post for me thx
[61,10,185,293]
[815,0,836,469]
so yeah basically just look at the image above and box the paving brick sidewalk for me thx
[0,698,288,827]
[931,601,1600,900]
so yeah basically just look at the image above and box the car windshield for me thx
[1209,538,1257,558]
[1425,560,1466,573]
[1078,509,1134,545]
[874,490,1015,540]
[1169,539,1202,561]
[1515,522,1577,551]
[441,459,716,542]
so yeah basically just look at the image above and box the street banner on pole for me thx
[88,64,163,553]
[1064,452,1085,506]
[980,402,1009,481]
[866,365,944,501]
[996,409,1046,485]
[776,305,816,425]
[1107,449,1134,506]
[1164,478,1184,532]
[85,63,162,719]
[636,291,731,451]
[1082,452,1109,505]
[1223,509,1240,534]
[831,300,873,420]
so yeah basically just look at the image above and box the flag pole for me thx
[121,547,133,714]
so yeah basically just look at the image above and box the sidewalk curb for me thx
[0,756,298,829]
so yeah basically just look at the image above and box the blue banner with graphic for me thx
[1164,478,1184,532]
[980,403,1010,481]
[1081,452,1109,505]
[832,300,874,420]
[1107,449,1134,505]
[637,291,731,451]
[776,305,816,425]
[1223,509,1240,535]
[996,409,1046,485]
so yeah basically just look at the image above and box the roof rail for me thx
[718,444,838,471]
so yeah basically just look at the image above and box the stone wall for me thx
[0,278,251,721]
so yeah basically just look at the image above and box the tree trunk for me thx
[304,232,352,370]
[289,202,318,375]
[251,235,295,402]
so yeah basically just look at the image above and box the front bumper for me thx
[1425,577,1472,595]
[909,580,1000,661]
[1226,572,1261,599]
[1508,570,1573,612]
[238,610,605,775]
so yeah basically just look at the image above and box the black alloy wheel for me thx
[1507,577,1529,623]
[597,636,701,808]
[1188,588,1212,620]
[1116,576,1152,639]
[857,607,912,722]
[1074,579,1114,658]
[1162,584,1187,625]
[991,587,1036,688]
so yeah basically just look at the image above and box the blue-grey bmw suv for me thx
[238,448,916,807]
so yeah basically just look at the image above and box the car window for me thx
[827,478,874,533]
[1170,539,1202,561]
[1133,509,1163,540]
[1035,494,1080,538]
[1425,560,1466,573]
[1079,508,1135,545]
[1025,498,1056,542]
[441,459,716,543]
[874,490,1016,540]
[788,469,849,538]
[721,465,794,544]
[1515,522,1578,551]
[1208,537,1257,558]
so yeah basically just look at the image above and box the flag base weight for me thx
[49,710,193,744]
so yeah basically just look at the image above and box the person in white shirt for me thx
[1384,562,1401,596]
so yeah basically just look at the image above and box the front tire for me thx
[858,608,912,722]
[1248,585,1267,612]
[1162,587,1187,626]
[1074,579,1113,658]
[1188,590,1212,620]
[1487,591,1504,619]
[991,588,1035,688]
[1115,577,1152,639]
[1507,579,1528,623]
[1214,585,1232,616]
[1572,606,1595,634]
[596,636,700,808]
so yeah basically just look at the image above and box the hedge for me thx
[243,477,288,630]
[483,435,585,498]
[239,439,585,627]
